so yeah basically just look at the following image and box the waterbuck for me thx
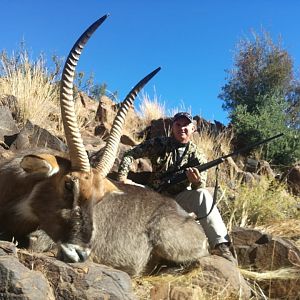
[0,15,209,276]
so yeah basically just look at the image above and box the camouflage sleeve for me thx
[191,147,208,189]
[117,138,162,181]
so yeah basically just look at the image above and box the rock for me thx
[9,120,67,152]
[149,256,251,300]
[0,241,18,257]
[196,256,251,299]
[0,240,136,300]
[232,227,300,299]
[0,149,14,162]
[286,164,300,196]
[0,106,19,147]
[0,255,55,300]
[150,283,203,300]
[147,118,172,139]
[18,251,136,300]
[27,230,56,253]
[257,160,275,178]
[231,227,267,247]
[232,227,300,270]
[94,122,111,139]
[120,134,138,147]
[0,95,18,119]
[244,157,259,173]
[95,95,117,123]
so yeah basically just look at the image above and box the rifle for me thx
[158,133,283,191]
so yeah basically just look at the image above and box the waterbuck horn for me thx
[60,15,109,172]
[96,67,161,176]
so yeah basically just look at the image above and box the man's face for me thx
[172,117,195,143]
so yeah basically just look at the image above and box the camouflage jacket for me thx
[117,136,207,195]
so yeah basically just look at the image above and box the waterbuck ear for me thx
[20,154,60,177]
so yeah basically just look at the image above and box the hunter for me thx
[117,112,237,264]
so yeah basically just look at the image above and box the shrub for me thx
[219,177,300,230]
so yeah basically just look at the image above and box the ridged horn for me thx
[96,67,161,176]
[60,15,109,172]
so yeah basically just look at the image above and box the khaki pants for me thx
[175,188,230,248]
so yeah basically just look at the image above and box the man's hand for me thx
[185,167,201,185]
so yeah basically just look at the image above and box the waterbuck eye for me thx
[65,180,73,191]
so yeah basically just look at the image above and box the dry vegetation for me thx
[137,90,165,126]
[220,178,300,230]
[0,48,89,136]
[1,47,300,299]
[133,266,245,300]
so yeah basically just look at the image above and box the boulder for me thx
[18,251,136,300]
[286,164,300,196]
[0,95,18,119]
[150,284,203,300]
[146,118,172,139]
[9,120,67,152]
[0,241,136,300]
[232,227,300,299]
[150,256,251,300]
[196,255,251,299]
[0,244,55,300]
[0,106,19,147]
[232,227,300,270]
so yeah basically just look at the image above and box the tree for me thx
[219,30,300,166]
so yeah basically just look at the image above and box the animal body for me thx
[0,15,209,276]
[90,183,208,275]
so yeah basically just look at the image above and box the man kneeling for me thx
[117,112,237,264]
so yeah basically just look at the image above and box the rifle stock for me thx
[158,133,283,191]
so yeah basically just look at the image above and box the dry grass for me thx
[192,127,234,186]
[137,90,166,126]
[241,267,300,299]
[0,48,89,136]
[0,49,59,131]
[167,102,192,118]
[192,127,233,162]
[241,267,300,281]
[132,266,245,300]
[132,263,300,300]
[219,178,300,230]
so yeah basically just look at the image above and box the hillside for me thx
[0,85,300,298]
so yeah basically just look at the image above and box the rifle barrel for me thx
[158,133,283,191]
[222,133,284,160]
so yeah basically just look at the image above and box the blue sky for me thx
[1,0,300,124]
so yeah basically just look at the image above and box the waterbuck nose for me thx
[60,243,91,263]
[76,248,89,262]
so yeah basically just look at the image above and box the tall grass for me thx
[137,90,166,126]
[0,47,89,135]
[192,126,234,186]
[219,178,300,231]
[0,48,60,131]
[192,126,233,162]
